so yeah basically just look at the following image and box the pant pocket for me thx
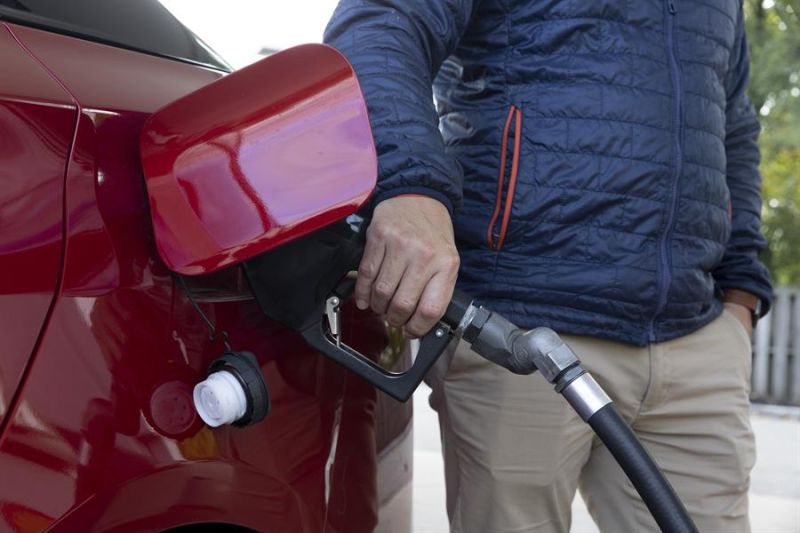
[718,308,754,390]
[721,308,752,347]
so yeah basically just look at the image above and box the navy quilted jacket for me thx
[324,0,773,346]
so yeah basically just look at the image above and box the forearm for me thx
[324,0,478,212]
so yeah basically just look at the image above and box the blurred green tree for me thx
[745,0,800,285]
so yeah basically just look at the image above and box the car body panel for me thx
[7,24,224,115]
[0,23,411,532]
[0,23,75,426]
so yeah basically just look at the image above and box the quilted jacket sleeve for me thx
[712,5,773,316]
[323,0,479,214]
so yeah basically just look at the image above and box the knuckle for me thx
[390,310,411,328]
[393,297,416,315]
[379,224,398,240]
[385,314,403,327]
[358,262,378,278]
[419,302,445,321]
[392,233,410,249]
[374,281,393,298]
[367,223,386,240]
[441,251,460,271]
[417,246,435,261]
[406,321,428,337]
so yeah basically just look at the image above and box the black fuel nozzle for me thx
[242,219,461,402]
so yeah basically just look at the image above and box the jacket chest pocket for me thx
[486,104,522,251]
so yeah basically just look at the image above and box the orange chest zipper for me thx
[486,105,522,251]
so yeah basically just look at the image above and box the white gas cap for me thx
[193,370,247,427]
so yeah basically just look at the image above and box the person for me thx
[324,1,773,531]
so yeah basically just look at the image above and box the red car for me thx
[0,2,412,531]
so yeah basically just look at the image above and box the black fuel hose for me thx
[447,290,698,532]
[587,403,697,533]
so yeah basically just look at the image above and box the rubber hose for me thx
[587,403,698,533]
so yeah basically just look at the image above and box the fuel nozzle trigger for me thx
[299,275,455,402]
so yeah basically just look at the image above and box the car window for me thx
[0,0,229,71]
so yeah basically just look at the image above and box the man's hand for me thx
[356,195,460,338]
[724,302,753,339]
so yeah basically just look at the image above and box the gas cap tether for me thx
[176,275,270,428]
[194,351,270,427]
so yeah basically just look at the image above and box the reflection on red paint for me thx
[140,44,377,275]
[0,24,74,425]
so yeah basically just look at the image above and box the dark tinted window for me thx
[0,0,229,71]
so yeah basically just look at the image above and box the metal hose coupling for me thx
[458,303,612,421]
[512,327,578,382]
[459,303,580,380]
[511,328,612,421]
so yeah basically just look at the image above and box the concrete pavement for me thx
[412,384,800,533]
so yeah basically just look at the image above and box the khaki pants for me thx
[427,309,755,533]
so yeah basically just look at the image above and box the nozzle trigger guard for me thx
[300,314,454,402]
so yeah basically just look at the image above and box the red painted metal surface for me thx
[140,44,377,275]
[0,23,75,424]
[0,24,410,532]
